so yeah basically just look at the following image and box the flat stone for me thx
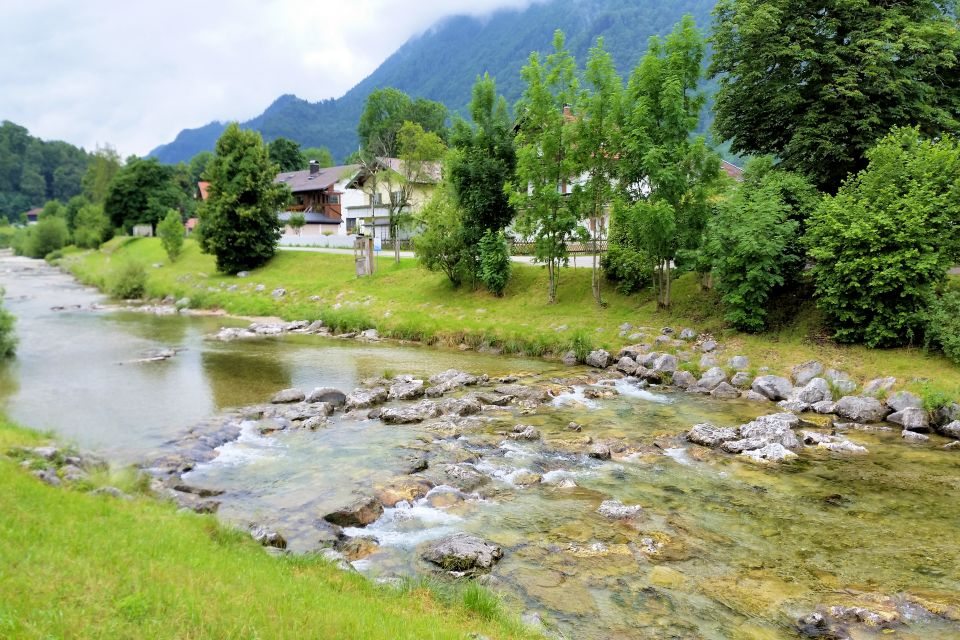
[345,387,388,410]
[741,442,797,463]
[687,423,738,447]
[818,440,868,455]
[811,400,837,414]
[323,496,383,527]
[421,533,503,572]
[380,400,442,424]
[902,430,930,443]
[597,499,643,519]
[778,400,810,413]
[388,379,425,400]
[270,388,305,404]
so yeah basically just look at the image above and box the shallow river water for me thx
[2,255,959,640]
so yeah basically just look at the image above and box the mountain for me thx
[149,0,717,164]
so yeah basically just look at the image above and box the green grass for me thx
[0,417,536,639]
[62,237,960,401]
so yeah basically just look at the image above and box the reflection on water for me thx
[2,255,959,639]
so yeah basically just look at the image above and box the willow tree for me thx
[614,15,720,309]
[511,31,582,305]
[571,38,622,305]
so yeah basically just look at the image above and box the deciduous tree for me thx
[268,137,305,172]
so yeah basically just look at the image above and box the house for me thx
[274,162,360,235]
[342,157,441,240]
[721,160,745,182]
[24,208,42,225]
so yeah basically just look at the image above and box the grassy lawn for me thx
[62,237,960,402]
[0,417,536,639]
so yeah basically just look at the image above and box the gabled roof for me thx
[197,181,210,200]
[24,207,42,219]
[347,157,442,188]
[275,164,360,194]
[721,160,744,181]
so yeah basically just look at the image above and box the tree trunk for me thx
[547,259,557,304]
[392,218,400,264]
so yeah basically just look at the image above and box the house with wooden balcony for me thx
[342,157,441,239]
[274,161,360,235]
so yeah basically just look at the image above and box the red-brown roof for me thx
[197,181,210,200]
[24,207,42,220]
[185,217,199,231]
[274,164,359,194]
[721,160,744,181]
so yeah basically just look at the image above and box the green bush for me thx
[73,203,111,249]
[806,128,960,347]
[601,244,650,294]
[0,290,16,358]
[157,209,185,261]
[478,230,511,296]
[108,261,147,299]
[0,225,15,249]
[569,329,594,363]
[925,291,960,365]
[25,217,69,259]
[413,191,472,286]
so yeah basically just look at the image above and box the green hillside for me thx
[149,0,717,164]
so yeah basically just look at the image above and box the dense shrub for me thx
[157,209,185,262]
[73,203,111,249]
[108,261,147,299]
[414,192,472,286]
[0,290,16,358]
[601,244,650,294]
[806,128,960,347]
[925,292,960,365]
[478,230,510,296]
[20,217,70,258]
[0,224,15,249]
[707,158,816,332]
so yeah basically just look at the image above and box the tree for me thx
[288,212,306,236]
[40,200,64,220]
[357,88,448,154]
[479,230,511,296]
[199,123,289,274]
[707,158,816,331]
[187,150,214,184]
[414,190,471,286]
[448,74,517,279]
[82,144,121,204]
[0,293,16,359]
[268,137,305,172]
[27,216,69,258]
[805,127,960,347]
[710,0,960,192]
[613,15,720,309]
[103,157,187,233]
[73,203,110,249]
[301,147,334,168]
[572,38,622,304]
[64,194,89,231]
[157,209,185,262]
[510,30,583,304]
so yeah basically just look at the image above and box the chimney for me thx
[309,160,319,175]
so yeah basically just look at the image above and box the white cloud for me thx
[0,0,534,157]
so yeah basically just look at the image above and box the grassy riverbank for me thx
[0,417,536,639]
[63,237,960,401]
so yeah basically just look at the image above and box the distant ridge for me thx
[149,0,717,164]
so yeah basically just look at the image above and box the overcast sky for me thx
[0,0,534,157]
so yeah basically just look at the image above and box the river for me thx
[1,254,958,639]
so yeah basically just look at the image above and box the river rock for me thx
[818,440,869,455]
[700,339,718,353]
[710,382,741,400]
[493,384,551,405]
[306,387,347,407]
[887,407,930,432]
[426,369,480,396]
[271,388,305,404]
[778,400,810,413]
[345,387,388,410]
[323,496,383,527]
[510,470,542,486]
[824,368,857,395]
[585,349,611,369]
[438,397,482,417]
[359,328,379,341]
[792,361,824,386]
[615,356,638,375]
[687,423,738,447]
[751,375,794,401]
[597,499,643,519]
[811,400,837,414]
[728,371,751,389]
[902,430,930,443]
[679,328,697,341]
[388,379,425,400]
[652,354,679,374]
[380,400,442,424]
[510,424,541,441]
[671,370,697,389]
[422,533,503,572]
[375,478,434,508]
[729,413,801,451]
[936,420,960,439]
[934,402,960,427]
[886,391,922,412]
[794,378,832,404]
[944,441,960,450]
[863,377,896,397]
[443,464,487,491]
[835,396,889,423]
[589,443,612,460]
[250,525,287,549]
[728,355,749,371]
[741,443,797,463]
[742,390,770,402]
[698,367,727,391]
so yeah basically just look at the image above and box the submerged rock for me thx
[323,496,383,527]
[741,443,797,463]
[271,388,305,404]
[305,387,346,405]
[597,499,643,520]
[422,533,503,572]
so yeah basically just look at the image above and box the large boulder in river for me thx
[671,370,697,389]
[835,396,889,423]
[736,413,801,450]
[710,382,741,400]
[791,360,824,386]
[887,407,930,433]
[388,379,425,400]
[585,349,611,369]
[751,375,793,401]
[271,388,305,404]
[422,533,503,572]
[793,378,832,404]
[934,402,960,427]
[306,387,346,406]
[345,387,388,410]
[651,354,679,374]
[380,401,442,424]
[687,423,738,447]
[323,496,383,527]
[426,369,480,396]
[936,420,960,439]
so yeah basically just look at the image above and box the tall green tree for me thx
[157,209,185,262]
[614,15,720,309]
[805,127,960,347]
[448,73,517,280]
[571,38,623,304]
[511,31,583,304]
[710,0,960,192]
[82,145,121,204]
[103,158,186,232]
[267,137,305,172]
[357,88,448,155]
[187,150,214,184]
[301,147,334,168]
[199,124,289,274]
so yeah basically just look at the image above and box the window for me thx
[327,194,340,205]
[391,190,403,204]
[370,193,383,206]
